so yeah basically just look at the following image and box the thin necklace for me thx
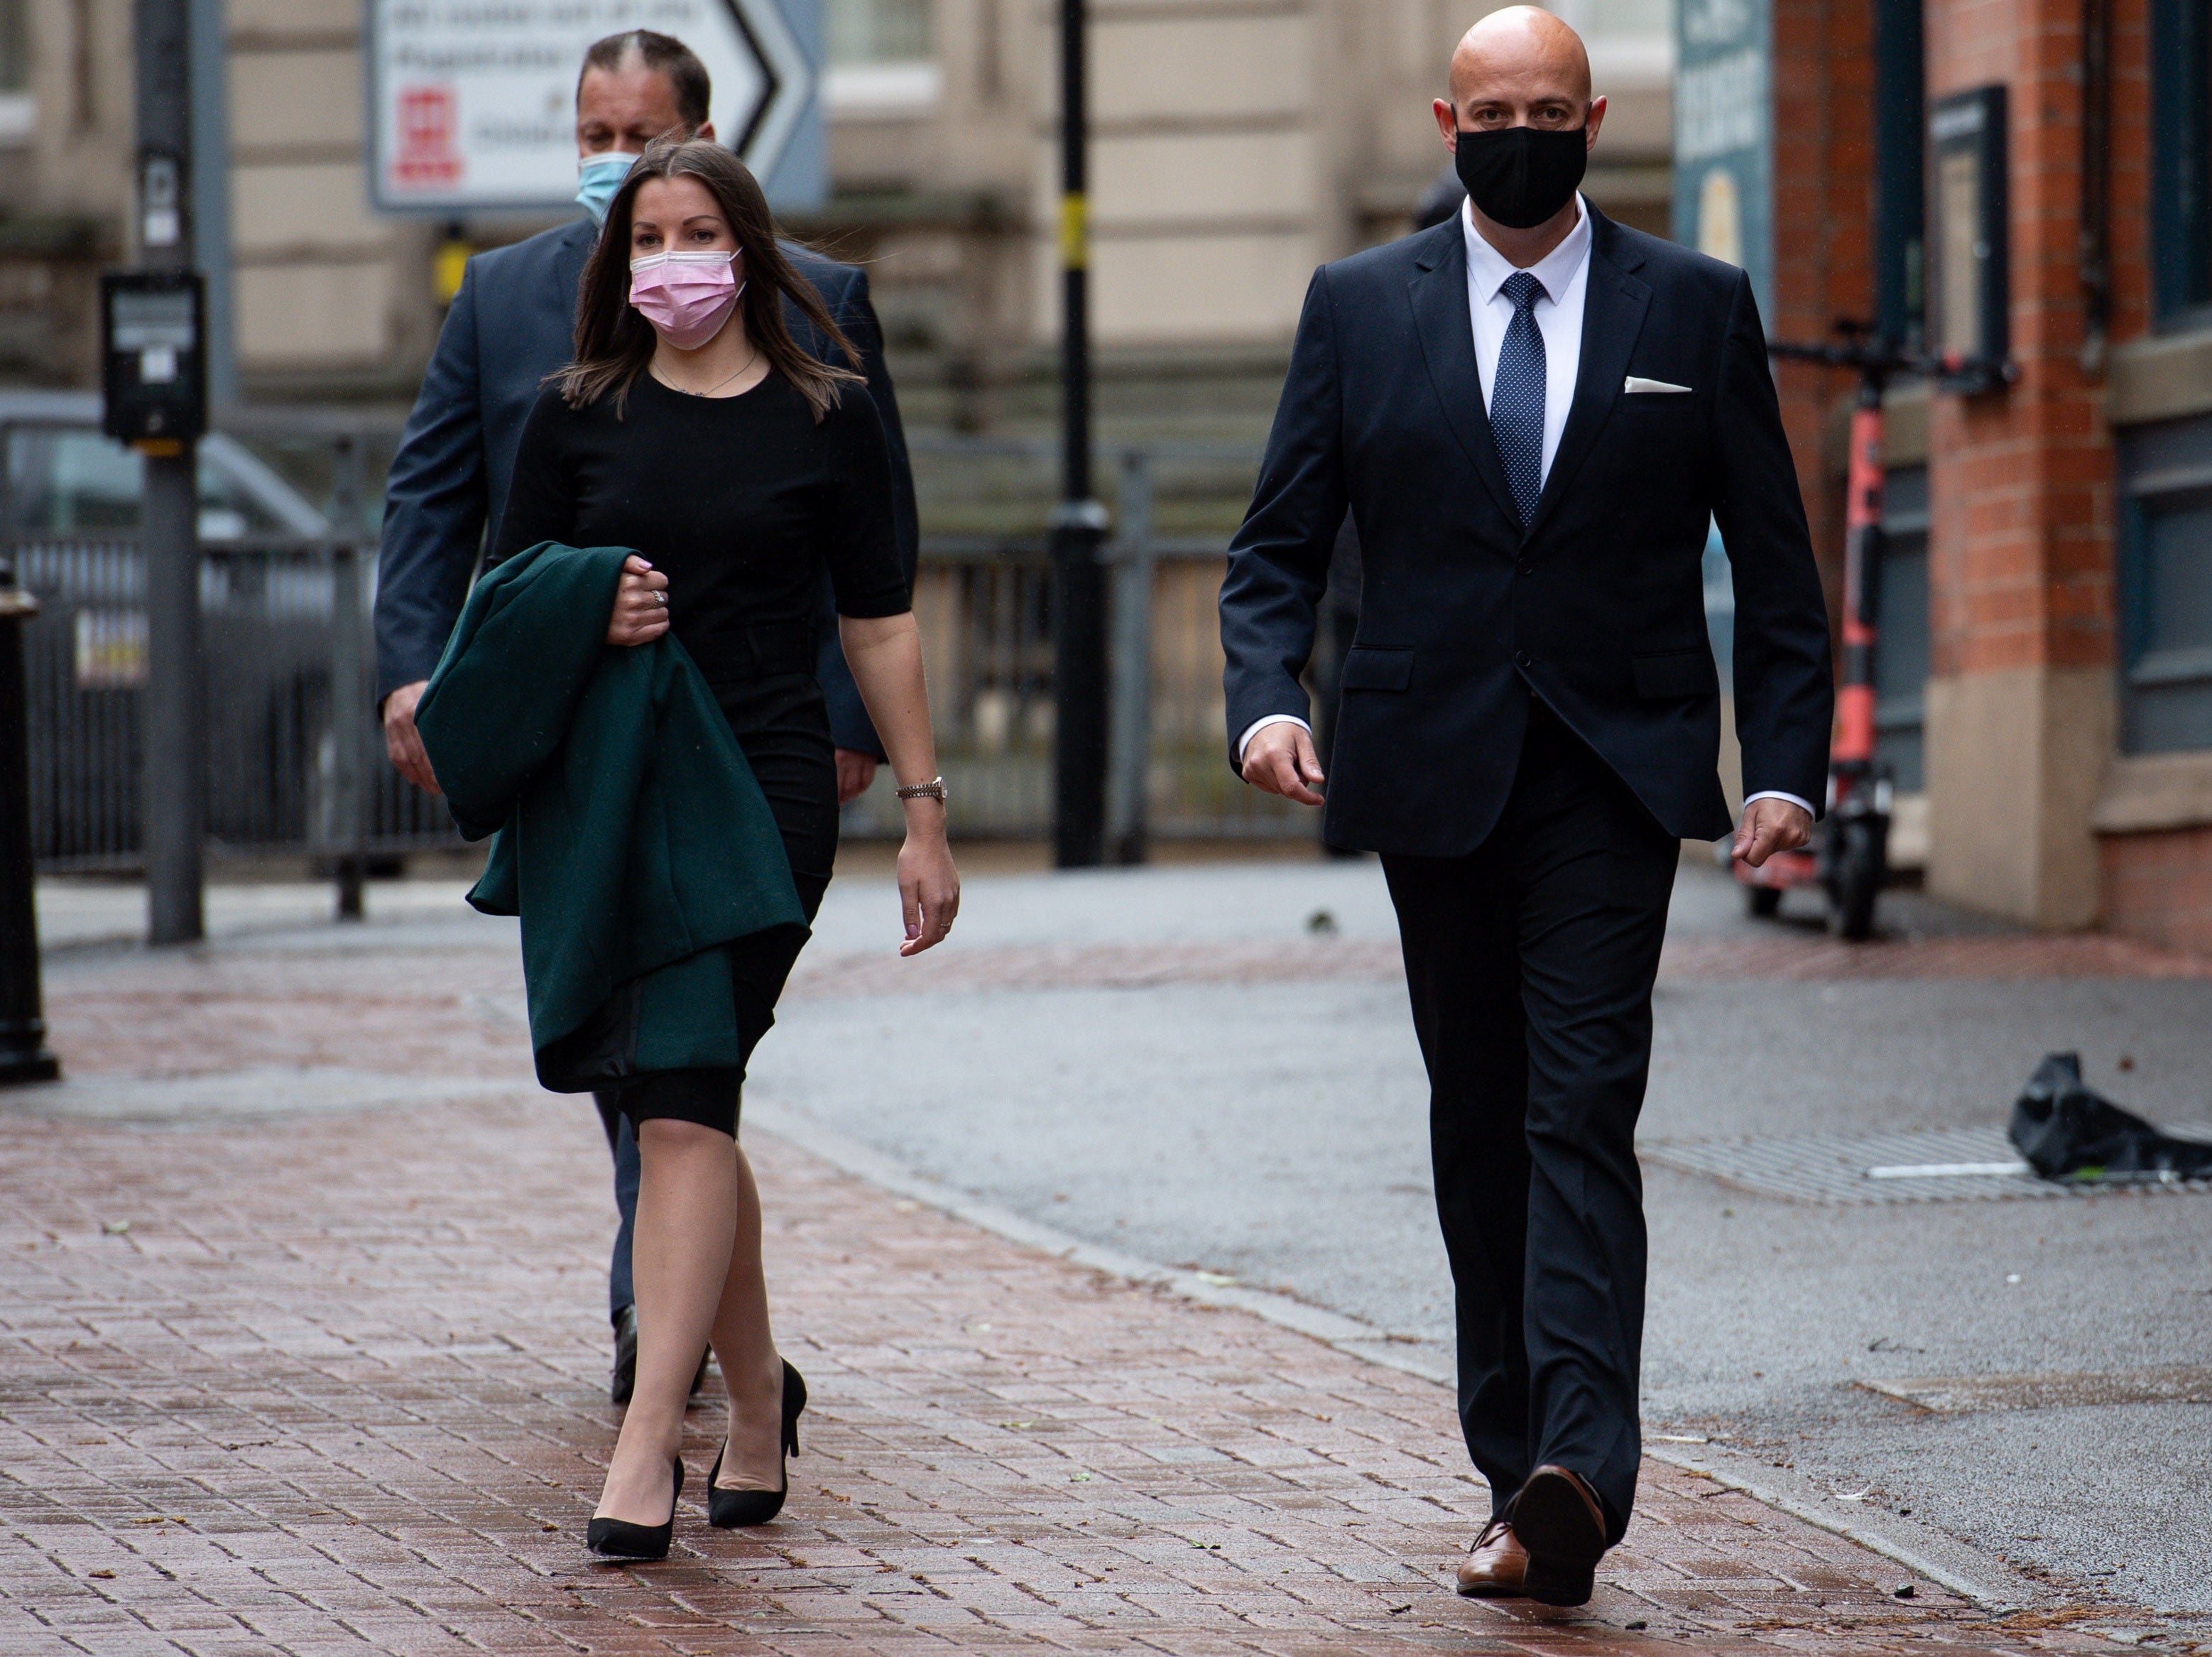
[653,343,759,398]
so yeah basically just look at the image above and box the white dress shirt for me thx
[1463,191,1591,486]
[1238,195,1811,822]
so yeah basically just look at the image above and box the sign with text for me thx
[366,0,821,214]
[1673,0,1772,316]
[101,271,207,445]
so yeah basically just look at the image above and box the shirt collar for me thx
[1461,192,1591,307]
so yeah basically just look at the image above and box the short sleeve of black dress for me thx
[817,389,910,620]
[490,374,908,683]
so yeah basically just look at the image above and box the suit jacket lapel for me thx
[1408,227,1520,529]
[1522,216,1651,543]
[554,218,596,327]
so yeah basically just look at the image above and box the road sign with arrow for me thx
[366,0,821,213]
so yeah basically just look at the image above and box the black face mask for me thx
[1453,124,1589,229]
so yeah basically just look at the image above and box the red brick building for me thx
[1769,0,2212,946]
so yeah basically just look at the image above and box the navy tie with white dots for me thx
[1491,270,1548,527]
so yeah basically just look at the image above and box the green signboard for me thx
[1674,0,1772,315]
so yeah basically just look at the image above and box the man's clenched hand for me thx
[383,680,440,795]
[1732,796,1813,867]
[835,749,878,804]
[1239,722,1326,807]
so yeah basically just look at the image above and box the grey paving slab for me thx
[1641,1124,2212,1204]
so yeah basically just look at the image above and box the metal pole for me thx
[187,0,235,407]
[329,435,366,920]
[1870,0,1927,353]
[136,0,205,944]
[2077,0,2112,374]
[0,559,61,1084]
[1105,449,1153,866]
[1049,0,1109,868]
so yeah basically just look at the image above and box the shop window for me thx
[2152,0,2212,324]
[2119,413,2212,751]
[1877,467,1929,791]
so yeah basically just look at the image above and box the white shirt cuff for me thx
[1744,789,1816,817]
[1238,720,1816,816]
[1238,714,1312,764]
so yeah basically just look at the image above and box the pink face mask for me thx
[628,251,742,350]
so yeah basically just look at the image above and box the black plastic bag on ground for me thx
[2010,1053,2212,1183]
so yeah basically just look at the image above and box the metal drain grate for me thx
[1860,1365,2212,1413]
[1640,1125,2212,1205]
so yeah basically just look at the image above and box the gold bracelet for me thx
[895,776,947,802]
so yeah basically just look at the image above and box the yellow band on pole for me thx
[434,238,473,307]
[1059,192,1087,271]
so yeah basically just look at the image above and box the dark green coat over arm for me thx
[413,540,805,1090]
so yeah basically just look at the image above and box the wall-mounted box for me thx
[1927,85,2012,394]
[101,271,207,446]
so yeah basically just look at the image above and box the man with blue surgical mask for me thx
[374,28,919,1406]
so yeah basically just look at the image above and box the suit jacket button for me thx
[1515,651,1532,668]
[1518,562,1534,577]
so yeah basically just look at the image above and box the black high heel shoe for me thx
[707,1359,807,1528]
[586,1455,685,1560]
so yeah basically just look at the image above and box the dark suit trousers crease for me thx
[1382,701,1677,1543]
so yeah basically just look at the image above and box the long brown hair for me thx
[555,136,861,420]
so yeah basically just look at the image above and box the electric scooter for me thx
[1735,324,1934,940]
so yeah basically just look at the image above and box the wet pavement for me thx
[755,857,2212,1624]
[6,854,2208,1651]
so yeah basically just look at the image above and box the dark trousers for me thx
[1381,702,1678,1543]
[596,1094,637,1321]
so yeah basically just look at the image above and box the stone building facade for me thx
[0,0,131,386]
[0,0,1674,403]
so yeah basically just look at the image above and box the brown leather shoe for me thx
[1510,1465,1608,1607]
[1455,1516,1529,1597]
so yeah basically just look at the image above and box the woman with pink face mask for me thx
[494,135,959,1560]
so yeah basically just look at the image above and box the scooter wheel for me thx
[1830,817,1883,940]
[1746,885,1782,918]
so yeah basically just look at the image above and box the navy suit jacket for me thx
[374,215,920,757]
[1219,207,1833,854]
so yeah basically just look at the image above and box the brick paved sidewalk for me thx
[9,923,2168,1655]
[7,1083,2139,1657]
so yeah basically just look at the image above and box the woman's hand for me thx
[896,800,959,956]
[834,612,956,952]
[606,555,671,646]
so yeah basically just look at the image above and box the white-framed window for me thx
[823,0,939,115]
[0,0,34,144]
[2119,413,2212,754]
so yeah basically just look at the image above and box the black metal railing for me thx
[12,537,457,869]
[10,421,1312,873]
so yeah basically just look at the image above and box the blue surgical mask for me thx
[575,151,640,226]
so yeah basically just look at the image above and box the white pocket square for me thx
[1624,376,1692,394]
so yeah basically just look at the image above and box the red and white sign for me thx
[367,0,817,212]
[392,85,464,186]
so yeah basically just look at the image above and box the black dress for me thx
[493,369,910,1132]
